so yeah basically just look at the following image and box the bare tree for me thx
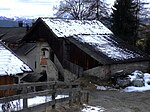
[54,0,110,20]
[137,0,150,17]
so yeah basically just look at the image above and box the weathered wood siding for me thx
[47,37,64,64]
[64,40,99,70]
[0,76,16,97]
[63,59,83,77]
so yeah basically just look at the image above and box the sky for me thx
[0,0,149,19]
[0,0,115,19]
[0,0,62,18]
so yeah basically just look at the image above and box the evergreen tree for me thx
[111,0,140,45]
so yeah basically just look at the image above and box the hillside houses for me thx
[1,17,150,82]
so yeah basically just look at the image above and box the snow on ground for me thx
[0,95,68,111]
[96,70,150,93]
[96,86,117,91]
[0,95,106,112]
[123,71,150,92]
[84,71,150,112]
[81,104,106,112]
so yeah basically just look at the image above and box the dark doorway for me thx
[58,72,64,81]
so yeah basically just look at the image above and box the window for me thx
[41,48,49,58]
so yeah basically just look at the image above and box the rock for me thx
[113,70,129,78]
[111,70,129,85]
[132,79,144,87]
[133,70,144,79]
[147,81,150,85]
[111,70,131,88]
[116,77,131,88]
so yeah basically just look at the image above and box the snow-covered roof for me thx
[42,18,113,37]
[71,34,148,62]
[0,42,32,76]
[23,18,149,64]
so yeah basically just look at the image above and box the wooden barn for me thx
[0,42,32,97]
[18,18,150,81]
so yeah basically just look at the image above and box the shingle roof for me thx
[0,27,26,43]
[0,42,32,76]
[14,43,36,55]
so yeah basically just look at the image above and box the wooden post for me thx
[69,85,72,106]
[86,92,89,104]
[23,98,28,108]
[78,85,81,105]
[23,87,28,109]
[52,82,56,109]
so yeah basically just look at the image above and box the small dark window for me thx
[41,48,49,57]
[42,51,45,56]
[50,51,54,62]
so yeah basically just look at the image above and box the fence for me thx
[0,81,89,112]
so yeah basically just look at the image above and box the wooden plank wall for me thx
[63,59,83,77]
[0,76,16,97]
[67,42,99,70]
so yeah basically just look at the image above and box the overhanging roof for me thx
[68,34,150,64]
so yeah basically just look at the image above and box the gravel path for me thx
[47,89,150,112]
[88,90,150,112]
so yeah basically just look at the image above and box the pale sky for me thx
[0,0,62,18]
[0,0,149,19]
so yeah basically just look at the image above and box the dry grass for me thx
[43,104,82,112]
[74,76,112,90]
